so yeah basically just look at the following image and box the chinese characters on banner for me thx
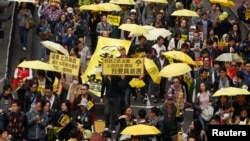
[102,58,144,75]
[49,53,80,76]
[81,37,132,97]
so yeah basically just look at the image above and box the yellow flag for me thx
[87,101,94,110]
[81,37,132,97]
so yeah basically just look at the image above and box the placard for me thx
[245,9,250,19]
[102,58,144,75]
[49,53,80,76]
[107,15,121,26]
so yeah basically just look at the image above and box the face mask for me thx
[44,1,48,5]
[72,80,78,85]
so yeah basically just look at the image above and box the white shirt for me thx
[46,94,55,109]
[152,43,166,58]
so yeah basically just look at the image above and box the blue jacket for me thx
[26,110,48,140]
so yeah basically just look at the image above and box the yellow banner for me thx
[102,58,144,75]
[107,15,121,26]
[246,9,250,18]
[49,53,80,76]
[81,37,132,97]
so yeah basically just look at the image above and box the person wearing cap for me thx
[159,93,184,141]
[72,99,92,133]
[72,83,95,123]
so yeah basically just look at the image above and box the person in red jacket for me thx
[12,57,33,111]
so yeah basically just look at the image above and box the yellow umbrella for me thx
[129,25,156,37]
[18,60,57,71]
[159,63,192,78]
[129,78,145,88]
[171,9,199,17]
[144,28,172,40]
[144,58,161,84]
[210,0,235,8]
[119,24,149,35]
[215,53,243,62]
[213,87,250,97]
[97,3,121,11]
[121,124,161,136]
[109,0,136,5]
[142,0,168,4]
[79,4,100,11]
[41,40,69,56]
[162,51,196,65]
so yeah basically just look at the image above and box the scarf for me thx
[219,77,229,89]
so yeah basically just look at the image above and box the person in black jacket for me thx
[100,75,120,132]
[237,0,250,24]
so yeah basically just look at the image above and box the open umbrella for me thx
[129,78,145,88]
[144,28,172,40]
[215,53,243,62]
[41,40,69,56]
[210,0,235,8]
[97,3,121,11]
[128,25,156,37]
[144,58,161,84]
[213,87,250,97]
[171,9,199,17]
[121,124,161,136]
[109,0,136,5]
[159,63,192,78]
[142,0,168,4]
[119,24,149,35]
[162,51,196,65]
[79,4,100,11]
[18,60,57,71]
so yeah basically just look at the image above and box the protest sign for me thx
[107,15,121,26]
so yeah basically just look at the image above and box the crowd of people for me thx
[1,0,250,141]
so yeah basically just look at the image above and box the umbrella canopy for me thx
[121,124,161,136]
[128,25,156,37]
[119,24,149,35]
[171,9,199,17]
[97,3,121,11]
[159,63,192,78]
[210,0,235,8]
[144,58,161,84]
[79,4,100,11]
[142,0,168,4]
[162,51,196,65]
[215,53,243,62]
[144,28,172,40]
[109,0,136,5]
[41,40,69,56]
[129,78,145,88]
[18,60,57,71]
[213,87,250,97]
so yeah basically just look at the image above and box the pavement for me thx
[0,0,248,138]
